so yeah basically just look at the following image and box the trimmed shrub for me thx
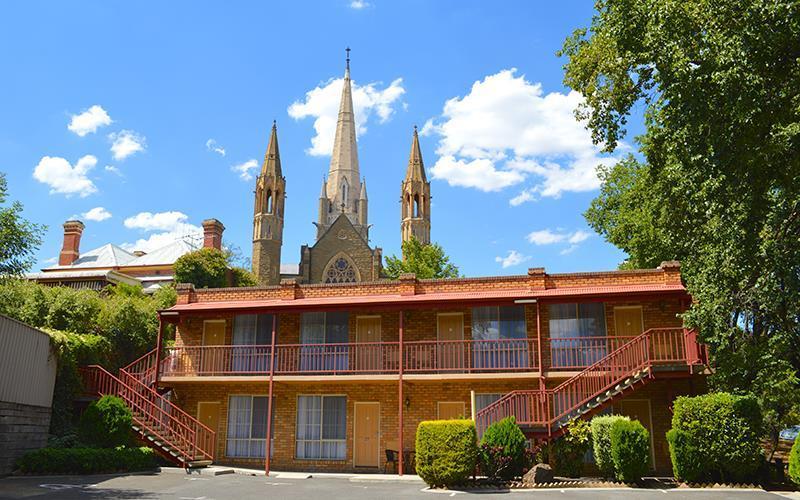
[16,447,156,474]
[610,419,650,483]
[667,393,763,483]
[415,419,478,487]
[479,416,527,480]
[548,418,592,478]
[789,435,800,486]
[78,395,132,448]
[591,415,630,478]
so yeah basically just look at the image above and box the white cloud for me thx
[495,250,531,269]
[206,139,226,156]
[430,155,523,192]
[82,206,112,221]
[109,130,146,160]
[232,159,258,181]
[526,228,593,253]
[288,76,405,156]
[68,105,112,136]
[122,210,202,253]
[104,165,123,176]
[349,0,370,8]
[425,69,619,200]
[32,155,97,197]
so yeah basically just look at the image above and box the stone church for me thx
[251,52,432,285]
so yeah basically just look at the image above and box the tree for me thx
[561,0,800,446]
[384,237,460,279]
[174,248,229,288]
[0,172,44,276]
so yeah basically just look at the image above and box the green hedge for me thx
[548,418,592,478]
[789,435,800,486]
[79,395,132,448]
[591,415,630,478]
[16,447,156,474]
[667,393,763,483]
[610,419,650,483]
[416,419,478,487]
[479,416,527,480]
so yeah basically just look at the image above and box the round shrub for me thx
[610,419,650,483]
[590,415,630,478]
[479,416,527,480]
[789,435,800,486]
[667,393,763,484]
[548,418,592,478]
[78,395,132,448]
[416,419,478,488]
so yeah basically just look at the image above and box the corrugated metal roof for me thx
[128,239,197,266]
[0,316,57,407]
[26,269,141,286]
[167,283,686,313]
[45,243,137,270]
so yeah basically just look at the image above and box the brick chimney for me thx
[58,220,85,266]
[202,219,224,251]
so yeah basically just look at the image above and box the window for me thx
[231,314,275,372]
[300,312,349,371]
[475,393,503,413]
[549,303,607,367]
[296,395,346,460]
[226,395,273,458]
[324,256,358,283]
[471,306,528,369]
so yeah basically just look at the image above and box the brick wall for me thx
[0,401,51,475]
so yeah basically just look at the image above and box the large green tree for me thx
[384,238,460,280]
[0,172,44,276]
[561,0,800,444]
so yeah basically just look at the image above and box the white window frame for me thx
[295,394,347,460]
[225,394,273,459]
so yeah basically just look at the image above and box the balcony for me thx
[160,339,539,378]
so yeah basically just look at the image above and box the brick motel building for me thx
[131,261,708,475]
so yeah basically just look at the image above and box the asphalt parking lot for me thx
[0,472,797,500]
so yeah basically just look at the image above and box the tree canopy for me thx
[173,247,257,288]
[0,172,44,276]
[384,238,460,280]
[562,0,800,441]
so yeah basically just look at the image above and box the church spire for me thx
[261,120,281,177]
[401,125,431,245]
[406,125,426,182]
[326,48,361,202]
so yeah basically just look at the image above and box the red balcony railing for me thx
[404,339,538,373]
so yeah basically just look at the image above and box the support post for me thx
[536,301,544,391]
[398,309,404,476]
[154,316,164,388]
[265,314,277,476]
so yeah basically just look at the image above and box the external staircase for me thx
[474,328,705,443]
[80,353,215,468]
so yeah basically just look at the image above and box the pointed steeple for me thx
[405,125,426,182]
[261,120,282,177]
[359,178,367,200]
[326,48,361,204]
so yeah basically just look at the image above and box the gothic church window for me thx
[266,190,273,214]
[323,255,358,283]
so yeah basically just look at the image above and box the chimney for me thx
[202,219,225,251]
[58,220,85,266]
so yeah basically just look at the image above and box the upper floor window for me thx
[300,312,348,344]
[233,314,275,345]
[472,306,526,340]
[548,303,606,338]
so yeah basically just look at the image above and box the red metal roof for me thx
[166,283,686,314]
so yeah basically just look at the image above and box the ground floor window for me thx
[226,395,273,458]
[296,395,346,459]
[475,393,504,413]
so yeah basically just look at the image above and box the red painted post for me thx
[265,314,277,476]
[398,309,404,476]
[154,316,164,388]
[536,302,545,392]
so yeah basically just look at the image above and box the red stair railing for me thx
[81,364,215,465]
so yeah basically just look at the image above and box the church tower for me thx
[252,121,285,286]
[315,48,370,241]
[401,126,431,245]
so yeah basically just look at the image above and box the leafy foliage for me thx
[78,395,132,448]
[610,419,650,483]
[667,393,764,483]
[384,237,460,279]
[15,446,156,474]
[0,172,44,276]
[546,418,592,478]
[591,415,630,478]
[789,435,800,486]
[415,419,478,487]
[561,0,800,443]
[231,266,258,287]
[174,247,229,288]
[479,416,528,480]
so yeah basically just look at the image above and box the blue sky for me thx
[0,1,638,276]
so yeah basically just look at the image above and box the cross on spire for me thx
[346,47,351,72]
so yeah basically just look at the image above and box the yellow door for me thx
[197,401,220,433]
[614,307,643,337]
[618,399,655,468]
[354,402,380,467]
[356,317,382,371]
[437,314,464,370]
[202,321,226,374]
[438,401,466,420]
